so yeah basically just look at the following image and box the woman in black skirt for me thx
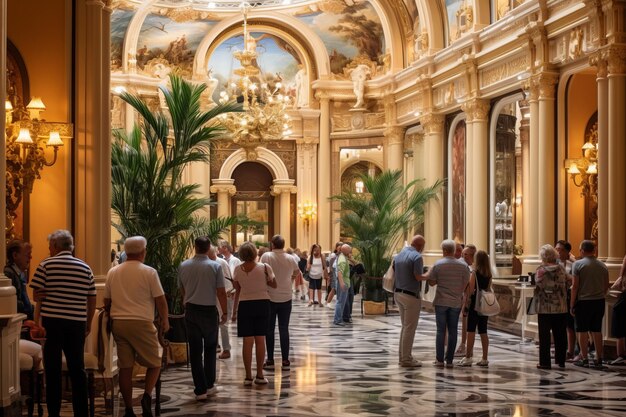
[610,254,626,365]
[233,242,277,385]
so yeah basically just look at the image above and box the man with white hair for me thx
[104,236,170,417]
[31,230,96,417]
[208,245,235,360]
[333,244,352,326]
[427,239,470,368]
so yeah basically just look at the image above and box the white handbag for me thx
[475,288,500,316]
[382,261,395,293]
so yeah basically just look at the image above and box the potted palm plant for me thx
[111,75,241,353]
[332,170,444,314]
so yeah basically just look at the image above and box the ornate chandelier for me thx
[218,2,291,160]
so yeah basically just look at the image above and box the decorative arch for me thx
[218,147,290,181]
[340,158,383,178]
[121,0,159,73]
[194,12,330,79]
[415,0,446,51]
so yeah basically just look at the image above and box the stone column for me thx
[210,180,236,239]
[74,0,112,285]
[462,99,490,248]
[271,181,297,248]
[384,126,405,173]
[419,113,445,262]
[526,80,540,262]
[591,55,609,259]
[519,100,531,255]
[296,138,319,249]
[317,94,332,251]
[536,72,558,251]
[606,47,626,263]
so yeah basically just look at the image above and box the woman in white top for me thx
[306,244,328,306]
[233,242,277,385]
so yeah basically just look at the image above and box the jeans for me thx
[185,304,219,395]
[334,282,349,324]
[395,293,422,362]
[42,317,88,417]
[342,283,354,321]
[538,313,568,367]
[266,300,292,361]
[435,305,461,363]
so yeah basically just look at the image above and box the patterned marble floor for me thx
[50,295,626,417]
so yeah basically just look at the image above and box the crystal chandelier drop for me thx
[218,2,292,160]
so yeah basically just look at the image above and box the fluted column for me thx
[591,55,609,258]
[271,182,297,248]
[461,99,490,248]
[527,80,540,259]
[210,180,236,239]
[384,126,405,172]
[536,72,558,250]
[74,0,112,279]
[419,114,445,260]
[296,138,319,249]
[606,47,626,263]
[317,94,332,251]
[519,100,531,255]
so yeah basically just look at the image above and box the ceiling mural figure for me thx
[111,8,135,71]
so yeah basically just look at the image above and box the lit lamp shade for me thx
[26,97,46,119]
[586,163,597,174]
[16,128,33,144]
[47,131,64,146]
[567,163,580,175]
[5,100,13,111]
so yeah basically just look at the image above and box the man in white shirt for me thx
[260,235,300,370]
[209,245,235,359]
[104,236,170,417]
[219,240,242,273]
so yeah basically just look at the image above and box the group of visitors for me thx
[10,228,626,416]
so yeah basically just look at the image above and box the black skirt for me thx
[611,292,626,338]
[237,299,270,337]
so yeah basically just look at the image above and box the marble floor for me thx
[50,295,626,417]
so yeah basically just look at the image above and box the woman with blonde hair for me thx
[458,250,492,367]
[233,242,277,385]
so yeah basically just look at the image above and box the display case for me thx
[494,114,517,267]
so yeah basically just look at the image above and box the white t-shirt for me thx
[261,250,300,303]
[233,263,274,301]
[104,260,165,321]
[308,256,324,279]
[225,254,242,275]
[215,257,233,292]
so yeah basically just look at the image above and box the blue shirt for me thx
[178,255,225,306]
[393,246,424,295]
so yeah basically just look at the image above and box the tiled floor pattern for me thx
[48,296,626,416]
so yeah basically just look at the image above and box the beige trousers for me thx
[395,292,422,363]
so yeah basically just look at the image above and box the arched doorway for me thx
[339,161,382,241]
[232,162,274,246]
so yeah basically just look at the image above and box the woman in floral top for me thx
[534,244,571,369]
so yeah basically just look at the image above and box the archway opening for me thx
[232,161,274,246]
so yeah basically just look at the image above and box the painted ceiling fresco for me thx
[295,0,385,76]
[111,9,135,71]
[207,33,300,103]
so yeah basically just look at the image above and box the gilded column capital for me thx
[589,52,608,78]
[209,184,237,195]
[460,98,490,122]
[270,185,298,196]
[383,126,406,145]
[419,113,445,135]
[603,46,626,75]
[532,72,559,100]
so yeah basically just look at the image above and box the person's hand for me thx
[33,290,46,302]
[85,325,92,337]
[161,320,170,334]
[569,306,575,317]
[231,313,237,322]
[219,313,228,325]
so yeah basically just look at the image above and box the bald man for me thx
[394,235,429,367]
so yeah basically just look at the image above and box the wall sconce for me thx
[5,96,72,238]
[355,180,364,193]
[564,137,598,199]
[298,200,317,227]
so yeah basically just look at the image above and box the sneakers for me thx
[457,357,473,367]
[476,359,489,367]
[574,358,589,368]
[454,344,466,357]
[433,361,444,368]
[333,321,345,326]
[282,359,291,370]
[445,362,454,369]
[244,378,253,386]
[140,393,152,417]
[218,350,231,359]
[254,376,269,385]
[610,355,626,365]
[263,359,275,370]
[593,358,607,370]
[566,351,575,362]
[195,393,208,401]
[400,359,422,368]
[206,386,218,396]
[343,319,353,324]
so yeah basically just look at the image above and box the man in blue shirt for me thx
[394,235,428,367]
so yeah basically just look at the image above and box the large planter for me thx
[362,276,385,302]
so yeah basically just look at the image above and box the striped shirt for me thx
[30,251,96,321]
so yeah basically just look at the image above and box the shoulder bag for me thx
[475,284,501,316]
[382,260,395,293]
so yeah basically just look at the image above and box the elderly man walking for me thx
[394,235,428,368]
[104,236,170,417]
[179,237,228,399]
[428,239,470,368]
[261,235,300,370]
[30,230,96,417]
[208,245,235,360]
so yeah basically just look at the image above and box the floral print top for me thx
[534,264,569,314]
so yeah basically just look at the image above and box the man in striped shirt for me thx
[30,230,96,417]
